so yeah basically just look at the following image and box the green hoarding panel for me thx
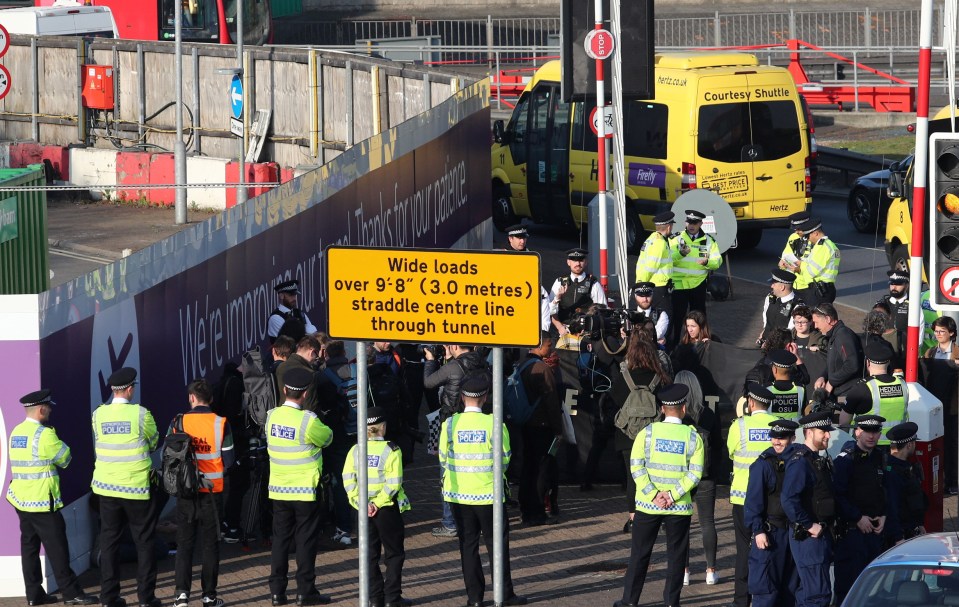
[0,165,48,294]
[271,0,302,18]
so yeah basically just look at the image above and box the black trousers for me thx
[99,496,157,605]
[621,450,636,513]
[368,505,406,603]
[450,503,516,604]
[671,283,708,344]
[224,463,250,532]
[621,511,691,607]
[796,283,836,309]
[17,509,85,602]
[519,426,553,522]
[732,505,751,607]
[175,492,222,599]
[270,500,321,596]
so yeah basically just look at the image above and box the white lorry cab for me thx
[0,1,118,38]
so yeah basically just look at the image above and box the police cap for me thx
[653,211,676,225]
[768,419,799,438]
[632,282,655,297]
[747,382,774,406]
[799,411,835,431]
[461,373,490,398]
[768,349,798,368]
[770,268,796,284]
[566,247,588,261]
[506,224,529,238]
[657,383,689,407]
[865,341,894,365]
[108,367,138,391]
[887,269,909,284]
[367,406,387,425]
[789,211,811,228]
[685,210,706,223]
[274,279,300,294]
[283,367,314,392]
[855,414,886,433]
[886,421,919,446]
[19,389,54,407]
[796,217,823,235]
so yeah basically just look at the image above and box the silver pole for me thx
[491,347,504,606]
[356,342,370,607]
[236,0,247,205]
[174,0,187,224]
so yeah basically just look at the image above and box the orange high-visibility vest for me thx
[180,412,227,493]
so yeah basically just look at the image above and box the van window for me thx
[623,101,668,159]
[571,103,596,153]
[698,101,801,163]
[160,0,214,29]
[508,94,530,166]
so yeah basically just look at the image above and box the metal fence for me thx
[274,8,937,50]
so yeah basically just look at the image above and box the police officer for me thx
[884,422,927,545]
[439,374,527,607]
[342,407,412,607]
[779,211,811,273]
[793,217,840,308]
[170,379,234,607]
[548,248,607,337]
[766,349,805,421]
[266,367,334,606]
[629,282,669,345]
[876,269,911,365]
[756,269,804,346]
[615,384,704,607]
[91,367,160,607]
[503,224,529,252]
[832,414,888,605]
[744,419,800,607]
[838,342,908,446]
[634,211,675,307]
[8,390,97,606]
[268,279,317,344]
[727,383,778,607]
[781,412,836,607]
[669,210,722,345]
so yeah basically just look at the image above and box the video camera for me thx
[567,307,644,340]
[807,388,840,415]
[416,344,446,360]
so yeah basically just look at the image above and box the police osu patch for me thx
[749,429,770,442]
[101,421,132,435]
[367,455,381,467]
[11,436,27,449]
[271,424,296,440]
[457,430,487,444]
[655,439,685,454]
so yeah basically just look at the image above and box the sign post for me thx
[586,21,615,292]
[327,246,541,607]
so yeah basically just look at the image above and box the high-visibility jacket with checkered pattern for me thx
[266,403,333,501]
[861,375,908,446]
[669,230,722,290]
[439,410,511,505]
[6,419,71,512]
[766,382,805,421]
[91,402,158,500]
[795,236,839,290]
[343,438,410,512]
[635,231,672,287]
[727,410,777,505]
[630,420,703,515]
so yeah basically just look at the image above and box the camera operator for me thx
[548,248,607,337]
[628,282,669,346]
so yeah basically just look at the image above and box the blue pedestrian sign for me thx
[230,75,243,120]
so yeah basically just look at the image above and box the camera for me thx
[416,344,446,360]
[807,388,840,415]
[567,307,644,340]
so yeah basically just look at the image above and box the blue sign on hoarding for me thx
[230,75,243,119]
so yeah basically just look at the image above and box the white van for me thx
[0,2,118,38]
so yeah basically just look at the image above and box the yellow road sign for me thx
[326,246,542,347]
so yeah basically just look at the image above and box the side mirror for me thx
[887,170,903,199]
[493,120,506,144]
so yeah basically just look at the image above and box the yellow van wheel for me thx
[491,184,517,232]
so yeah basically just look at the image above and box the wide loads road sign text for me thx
[326,246,542,347]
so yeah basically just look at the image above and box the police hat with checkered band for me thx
[107,367,138,391]
[461,373,490,398]
[283,367,313,392]
[887,269,909,285]
[770,268,796,285]
[789,211,811,228]
[796,217,823,235]
[632,282,655,297]
[19,389,55,407]
[799,411,835,431]
[506,224,529,238]
[886,421,918,446]
[685,210,706,223]
[274,279,300,294]
[657,383,689,407]
[769,419,799,439]
[367,406,387,425]
[865,341,894,365]
[566,247,588,261]
[768,349,798,368]
[855,414,886,433]
[747,382,774,406]
[654,211,676,225]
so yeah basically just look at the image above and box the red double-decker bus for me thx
[33,0,272,44]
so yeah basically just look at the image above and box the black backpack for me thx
[272,308,307,343]
[161,415,207,499]
[239,348,278,431]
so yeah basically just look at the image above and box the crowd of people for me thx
[6,211,957,607]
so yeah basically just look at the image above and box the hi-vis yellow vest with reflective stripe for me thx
[91,403,157,500]
[670,231,722,290]
[266,404,332,501]
[728,411,776,505]
[862,376,908,446]
[630,421,703,515]
[796,236,839,289]
[343,439,411,512]
[767,383,805,421]
[439,411,511,505]
[920,291,938,353]
[635,231,672,287]
[6,420,71,512]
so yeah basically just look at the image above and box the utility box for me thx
[82,64,114,110]
[907,382,945,532]
[0,165,48,294]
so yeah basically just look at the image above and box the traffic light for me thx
[930,133,959,310]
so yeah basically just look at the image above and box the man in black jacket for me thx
[811,303,863,398]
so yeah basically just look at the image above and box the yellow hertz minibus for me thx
[491,53,814,252]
